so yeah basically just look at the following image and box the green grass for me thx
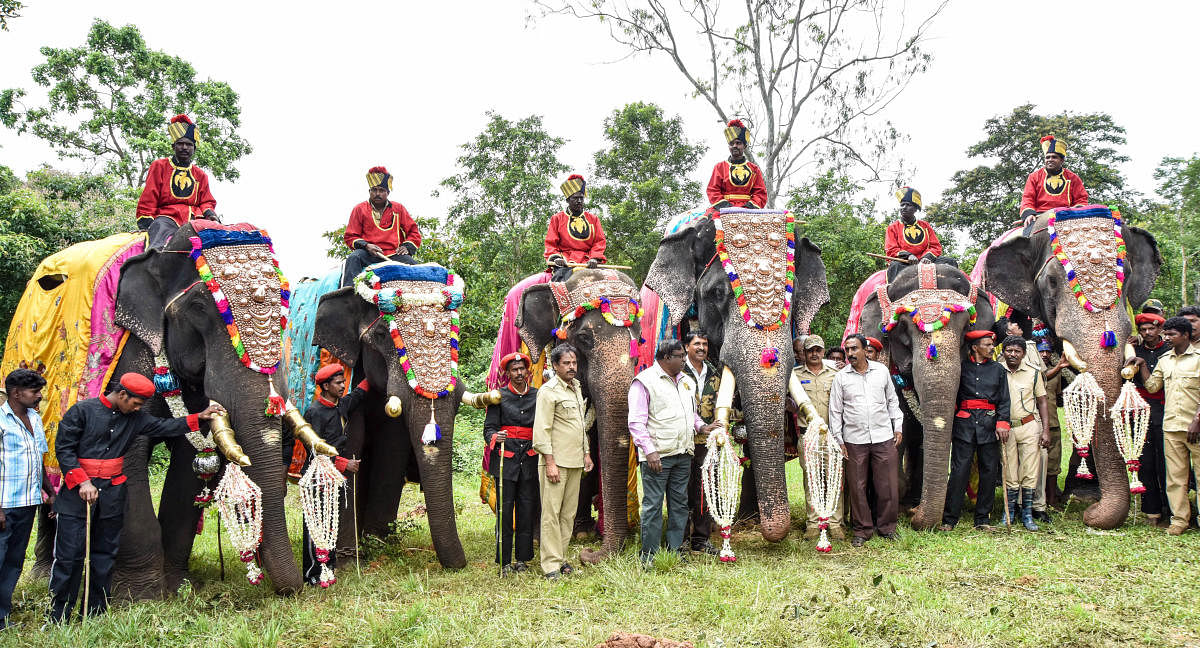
[4,430,1200,648]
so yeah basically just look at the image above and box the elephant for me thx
[313,264,475,570]
[985,208,1161,529]
[644,209,828,542]
[855,260,996,530]
[515,268,641,560]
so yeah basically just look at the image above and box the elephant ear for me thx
[791,237,829,336]
[313,287,373,367]
[983,236,1045,323]
[645,222,701,332]
[115,246,200,354]
[515,284,558,364]
[1124,225,1162,310]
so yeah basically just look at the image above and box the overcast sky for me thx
[2,0,1198,280]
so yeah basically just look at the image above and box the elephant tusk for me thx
[713,366,736,428]
[788,372,828,434]
[1061,340,1088,373]
[461,389,502,409]
[208,402,251,467]
[282,403,337,456]
[384,395,403,418]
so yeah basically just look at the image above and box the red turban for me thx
[1135,313,1165,326]
[314,364,345,385]
[119,373,156,398]
[499,352,531,373]
[866,337,884,351]
[965,330,995,341]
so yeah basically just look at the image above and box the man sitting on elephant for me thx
[341,166,423,286]
[706,119,768,211]
[49,373,224,623]
[485,353,540,575]
[884,186,945,280]
[1019,135,1089,231]
[136,114,219,249]
[544,174,607,282]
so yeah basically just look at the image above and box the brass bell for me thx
[384,396,403,418]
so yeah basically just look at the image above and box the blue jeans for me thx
[0,505,37,625]
[640,453,692,556]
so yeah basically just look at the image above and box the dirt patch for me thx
[595,632,695,648]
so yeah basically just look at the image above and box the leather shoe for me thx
[851,536,866,547]
[938,524,954,532]
[1168,524,1186,536]
[878,532,898,541]
[691,541,719,556]
[1032,510,1052,523]
[974,524,996,533]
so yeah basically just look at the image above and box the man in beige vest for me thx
[532,344,593,579]
[629,340,719,565]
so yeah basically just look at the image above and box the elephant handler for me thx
[884,187,945,281]
[791,334,846,540]
[706,119,768,213]
[285,364,364,586]
[1130,312,1171,526]
[941,330,1011,533]
[532,344,594,579]
[544,174,607,282]
[1019,135,1089,233]
[484,353,540,575]
[136,114,219,249]
[341,166,423,286]
[48,373,224,623]
[1000,335,1050,531]
[1126,316,1200,536]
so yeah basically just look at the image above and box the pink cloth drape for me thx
[842,270,887,343]
[83,237,146,398]
[486,272,552,389]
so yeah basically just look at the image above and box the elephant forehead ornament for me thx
[549,271,645,359]
[1045,206,1126,348]
[713,209,796,332]
[878,261,978,360]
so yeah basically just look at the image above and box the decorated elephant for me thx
[985,206,1161,529]
[853,260,996,529]
[514,268,642,560]
[313,262,480,569]
[645,208,828,542]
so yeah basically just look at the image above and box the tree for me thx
[0,0,21,31]
[0,19,251,188]
[590,102,706,280]
[930,104,1132,247]
[538,0,944,205]
[786,169,885,345]
[1141,155,1200,310]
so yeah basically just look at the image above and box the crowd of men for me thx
[2,112,1195,628]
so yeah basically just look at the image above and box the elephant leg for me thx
[111,436,166,601]
[158,435,204,591]
[361,416,411,537]
[31,502,56,578]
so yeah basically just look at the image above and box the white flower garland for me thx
[803,429,844,553]
[1063,372,1105,480]
[299,455,346,588]
[215,464,265,585]
[701,427,742,562]
[1110,380,1150,494]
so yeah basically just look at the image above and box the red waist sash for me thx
[79,458,126,485]
[959,399,995,411]
[501,426,533,440]
[1137,387,1165,403]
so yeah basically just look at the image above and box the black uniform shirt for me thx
[1135,338,1170,406]
[55,395,197,519]
[953,358,1011,444]
[483,385,538,481]
[285,384,369,469]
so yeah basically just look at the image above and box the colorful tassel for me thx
[926,343,938,360]
[421,408,442,445]
[264,377,285,417]
[629,336,639,360]
[760,347,779,369]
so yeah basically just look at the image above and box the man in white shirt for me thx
[829,334,904,547]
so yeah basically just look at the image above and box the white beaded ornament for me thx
[1110,380,1150,494]
[1063,371,1105,480]
[215,464,265,585]
[299,455,346,588]
[701,427,742,562]
[803,428,844,553]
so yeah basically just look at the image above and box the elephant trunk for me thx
[403,394,467,569]
[909,329,964,530]
[582,335,636,563]
[1077,342,1131,529]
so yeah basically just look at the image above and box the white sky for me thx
[2,0,1198,281]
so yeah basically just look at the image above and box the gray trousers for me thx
[639,453,691,556]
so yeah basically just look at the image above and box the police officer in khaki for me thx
[793,334,845,539]
[532,344,593,578]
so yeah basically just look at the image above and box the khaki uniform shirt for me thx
[532,375,590,468]
[795,360,838,421]
[1005,361,1046,424]
[1144,345,1200,432]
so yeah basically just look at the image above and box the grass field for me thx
[5,431,1200,648]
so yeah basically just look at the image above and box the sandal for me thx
[559,562,575,576]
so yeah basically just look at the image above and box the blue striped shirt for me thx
[0,401,48,508]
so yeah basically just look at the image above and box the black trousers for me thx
[302,523,338,585]
[943,438,1001,527]
[495,474,539,565]
[341,248,416,286]
[686,444,715,545]
[0,505,37,624]
[48,513,122,622]
[1138,402,1170,517]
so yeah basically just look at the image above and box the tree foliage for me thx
[0,166,135,330]
[0,20,251,188]
[590,102,705,280]
[0,0,22,31]
[538,0,943,204]
[1140,155,1200,310]
[930,104,1132,247]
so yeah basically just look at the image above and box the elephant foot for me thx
[908,505,940,531]
[579,547,609,565]
[30,560,52,579]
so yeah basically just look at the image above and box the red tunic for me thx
[706,159,768,208]
[1019,168,1088,215]
[885,219,943,258]
[135,158,217,227]
[544,210,606,264]
[343,201,422,256]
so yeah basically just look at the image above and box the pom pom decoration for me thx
[215,464,264,585]
[701,426,742,562]
[567,173,583,181]
[368,165,388,174]
[421,402,442,445]
[1101,328,1117,348]
[264,376,286,417]
[1110,380,1150,495]
[728,119,745,128]
[925,343,938,360]
[803,428,844,554]
[760,347,779,369]
[299,455,346,588]
[1063,371,1105,480]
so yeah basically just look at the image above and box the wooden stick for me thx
[370,249,392,262]
[496,449,505,578]
[352,454,360,578]
[217,510,225,581]
[564,262,634,270]
[866,252,912,264]
[83,500,92,620]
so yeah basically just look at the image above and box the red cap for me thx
[866,337,884,351]
[170,114,194,125]
[728,119,745,128]
[499,352,531,373]
[1135,313,1165,326]
[965,330,995,341]
[368,165,388,175]
[314,364,345,385]
[119,373,156,398]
